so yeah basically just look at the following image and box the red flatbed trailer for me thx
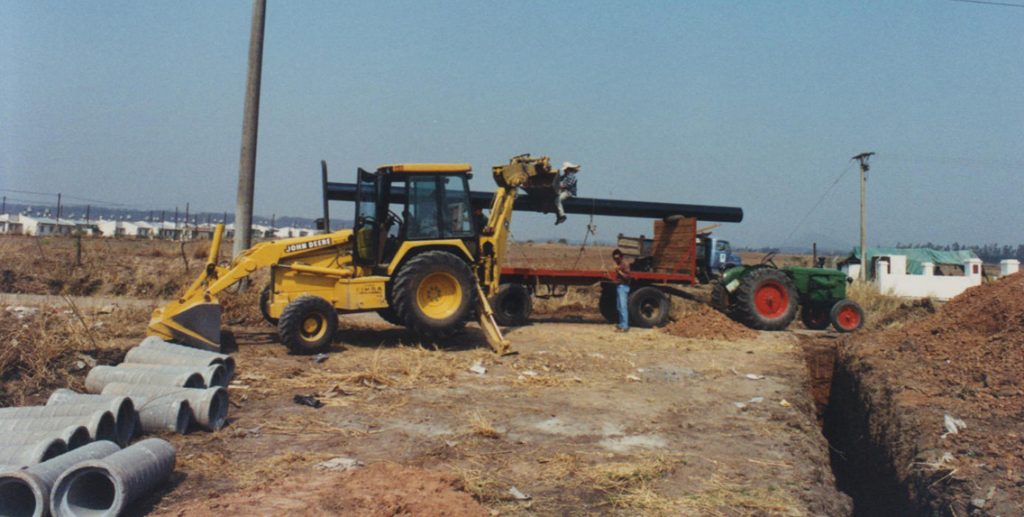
[489,217,701,328]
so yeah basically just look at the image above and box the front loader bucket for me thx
[147,301,223,352]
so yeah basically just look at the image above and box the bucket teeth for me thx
[148,302,222,352]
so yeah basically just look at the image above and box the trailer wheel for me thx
[733,268,797,331]
[598,283,619,323]
[259,285,278,325]
[830,300,865,333]
[392,251,476,341]
[278,295,337,354]
[628,286,670,328]
[800,304,831,330]
[490,284,532,326]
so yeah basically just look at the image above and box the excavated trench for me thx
[799,335,916,516]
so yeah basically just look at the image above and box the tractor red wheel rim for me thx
[837,306,861,330]
[754,280,789,319]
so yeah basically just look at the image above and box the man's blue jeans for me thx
[616,284,630,330]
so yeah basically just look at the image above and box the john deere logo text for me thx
[285,238,331,253]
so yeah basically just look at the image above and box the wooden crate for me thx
[651,218,696,274]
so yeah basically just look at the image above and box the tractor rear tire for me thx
[830,300,865,333]
[278,295,337,354]
[732,268,798,331]
[490,284,532,327]
[800,304,831,330]
[598,283,619,323]
[392,251,477,341]
[628,286,670,328]
[259,286,278,325]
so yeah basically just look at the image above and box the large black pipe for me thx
[325,182,743,223]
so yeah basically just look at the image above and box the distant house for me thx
[839,247,989,301]
[0,214,26,234]
[96,220,142,238]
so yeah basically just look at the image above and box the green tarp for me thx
[843,247,979,275]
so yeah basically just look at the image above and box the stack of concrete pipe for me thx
[0,336,232,513]
[0,438,176,517]
[73,336,233,434]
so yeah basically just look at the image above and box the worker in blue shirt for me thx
[554,162,580,225]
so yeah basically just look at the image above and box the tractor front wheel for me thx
[628,286,671,328]
[733,268,798,331]
[392,251,477,341]
[278,295,337,354]
[800,304,831,330]
[490,284,532,326]
[830,300,865,333]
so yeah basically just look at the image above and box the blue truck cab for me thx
[696,234,742,281]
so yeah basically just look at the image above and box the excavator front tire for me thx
[259,285,278,325]
[278,295,337,354]
[392,251,477,342]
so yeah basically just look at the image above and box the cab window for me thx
[441,175,474,238]
[406,176,441,240]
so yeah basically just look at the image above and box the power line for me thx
[949,0,1024,7]
[784,161,857,244]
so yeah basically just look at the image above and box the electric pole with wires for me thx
[852,152,875,281]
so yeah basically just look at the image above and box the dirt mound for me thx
[837,272,1024,514]
[862,272,1024,417]
[157,463,488,517]
[663,301,757,341]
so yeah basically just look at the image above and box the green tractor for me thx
[711,253,865,332]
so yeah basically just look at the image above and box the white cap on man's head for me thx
[562,162,580,171]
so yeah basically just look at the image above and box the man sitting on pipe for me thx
[554,161,580,225]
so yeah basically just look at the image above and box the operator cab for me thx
[353,164,477,271]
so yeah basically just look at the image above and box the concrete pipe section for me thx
[113,363,227,388]
[102,383,227,431]
[137,398,192,434]
[0,398,136,447]
[4,425,92,451]
[138,336,235,380]
[50,438,176,517]
[0,412,118,446]
[47,390,193,435]
[0,439,66,467]
[85,366,204,393]
[0,440,120,517]
[124,345,235,382]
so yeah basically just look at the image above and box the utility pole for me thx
[56,193,62,223]
[85,205,91,223]
[185,202,190,240]
[1,196,5,214]
[852,152,875,282]
[233,0,268,259]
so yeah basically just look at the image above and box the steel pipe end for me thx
[181,372,205,389]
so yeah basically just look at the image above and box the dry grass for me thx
[677,476,801,516]
[846,281,936,330]
[0,304,148,406]
[467,411,502,439]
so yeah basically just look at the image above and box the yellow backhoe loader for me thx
[147,155,560,355]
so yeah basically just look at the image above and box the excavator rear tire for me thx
[259,286,278,325]
[392,251,477,342]
[490,283,532,327]
[376,307,403,326]
[278,295,337,354]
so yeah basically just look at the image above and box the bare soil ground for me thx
[149,313,848,516]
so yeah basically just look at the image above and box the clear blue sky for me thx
[2,1,1022,249]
